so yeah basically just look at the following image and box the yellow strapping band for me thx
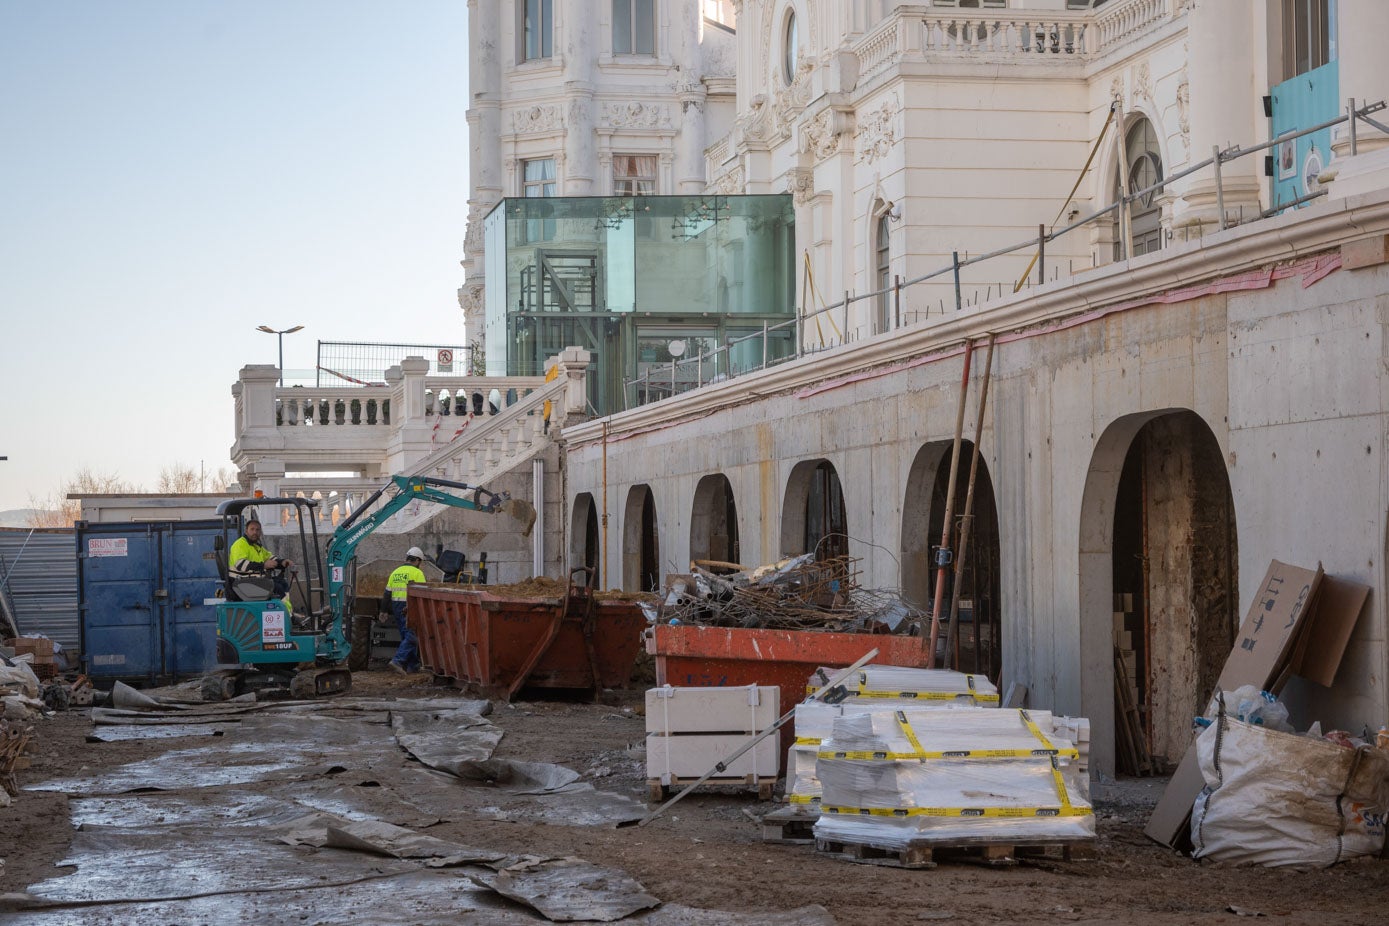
[821,804,1090,819]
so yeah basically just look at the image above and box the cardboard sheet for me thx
[1143,560,1323,849]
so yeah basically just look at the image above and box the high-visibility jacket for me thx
[228,536,274,576]
[387,564,427,601]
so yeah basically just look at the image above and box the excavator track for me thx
[290,665,352,699]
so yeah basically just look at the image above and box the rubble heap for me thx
[661,554,923,634]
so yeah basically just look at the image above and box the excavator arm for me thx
[323,475,533,631]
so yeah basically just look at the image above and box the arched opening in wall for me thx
[874,209,891,335]
[571,492,601,588]
[923,440,1003,682]
[1080,410,1238,778]
[621,485,660,593]
[900,443,950,611]
[1112,117,1164,261]
[780,459,848,560]
[690,474,741,566]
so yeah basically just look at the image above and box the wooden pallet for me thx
[760,804,820,844]
[648,775,776,803]
[815,836,1097,870]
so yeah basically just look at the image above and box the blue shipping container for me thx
[77,520,223,683]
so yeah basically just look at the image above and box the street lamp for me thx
[256,325,304,386]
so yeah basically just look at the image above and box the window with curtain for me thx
[522,158,556,242]
[613,155,657,195]
[519,0,553,62]
[613,0,655,55]
[522,158,556,197]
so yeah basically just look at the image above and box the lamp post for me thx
[256,325,304,386]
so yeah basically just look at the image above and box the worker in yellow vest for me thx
[386,547,427,674]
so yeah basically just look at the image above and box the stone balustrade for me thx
[231,349,593,533]
[851,0,1176,79]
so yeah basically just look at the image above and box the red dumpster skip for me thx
[646,623,932,766]
[408,585,646,700]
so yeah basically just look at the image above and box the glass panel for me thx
[541,0,553,58]
[783,14,797,83]
[614,0,633,53]
[635,0,655,55]
[492,195,795,414]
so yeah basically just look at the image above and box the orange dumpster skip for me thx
[646,623,933,766]
[408,585,646,700]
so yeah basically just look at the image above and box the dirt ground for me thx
[3,674,1387,924]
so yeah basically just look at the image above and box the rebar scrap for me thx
[660,556,923,634]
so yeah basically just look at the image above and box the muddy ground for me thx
[3,673,1387,924]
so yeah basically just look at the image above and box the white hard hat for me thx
[406,547,425,560]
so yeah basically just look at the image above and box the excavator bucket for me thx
[499,497,537,537]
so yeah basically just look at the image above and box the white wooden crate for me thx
[646,732,781,785]
[645,684,779,735]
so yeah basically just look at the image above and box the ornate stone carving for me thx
[601,101,673,129]
[459,282,485,318]
[512,105,562,135]
[786,167,814,205]
[854,94,898,165]
[709,163,745,195]
[773,58,815,127]
[1109,75,1125,107]
[1176,73,1190,155]
[463,204,487,258]
[801,108,843,161]
[1133,61,1153,105]
[738,94,774,145]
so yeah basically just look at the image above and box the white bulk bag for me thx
[1191,702,1389,867]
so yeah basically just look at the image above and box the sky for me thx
[0,0,470,511]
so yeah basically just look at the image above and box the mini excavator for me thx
[205,475,535,699]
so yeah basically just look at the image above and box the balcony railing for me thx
[852,0,1176,83]
[630,100,1389,409]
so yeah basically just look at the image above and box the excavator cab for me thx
[207,497,351,700]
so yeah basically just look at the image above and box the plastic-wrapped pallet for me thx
[806,665,1000,707]
[813,707,1094,850]
[787,669,992,810]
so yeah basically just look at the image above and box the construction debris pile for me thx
[660,555,922,633]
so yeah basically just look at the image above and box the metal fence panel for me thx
[0,527,79,654]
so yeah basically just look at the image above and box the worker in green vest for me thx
[387,547,428,674]
[228,518,294,610]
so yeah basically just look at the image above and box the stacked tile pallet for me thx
[812,706,1095,868]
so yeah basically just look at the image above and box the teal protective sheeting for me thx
[1270,61,1339,210]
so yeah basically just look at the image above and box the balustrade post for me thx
[555,346,593,420]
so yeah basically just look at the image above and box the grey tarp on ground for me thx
[391,708,506,771]
[470,857,661,923]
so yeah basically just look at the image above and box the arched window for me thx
[783,11,798,84]
[875,212,891,334]
[1114,118,1163,260]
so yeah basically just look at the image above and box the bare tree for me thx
[25,469,139,528]
[157,463,238,493]
[157,464,202,494]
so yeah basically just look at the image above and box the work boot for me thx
[388,661,407,676]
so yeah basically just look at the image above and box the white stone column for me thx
[1333,0,1389,155]
[464,0,503,348]
[1177,0,1262,227]
[563,0,598,195]
[674,8,707,194]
